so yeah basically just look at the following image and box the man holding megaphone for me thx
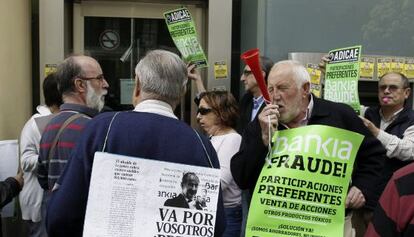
[231,59,386,237]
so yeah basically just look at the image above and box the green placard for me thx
[324,45,362,112]
[246,125,364,237]
[164,7,208,68]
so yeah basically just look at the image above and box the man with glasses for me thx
[360,72,414,165]
[238,56,274,133]
[37,55,109,191]
[357,72,414,236]
[45,50,225,237]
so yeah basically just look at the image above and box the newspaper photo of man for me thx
[164,172,205,210]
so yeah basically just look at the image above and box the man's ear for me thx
[303,82,310,95]
[404,87,411,99]
[132,76,141,106]
[74,78,87,93]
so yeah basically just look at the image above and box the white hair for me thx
[135,50,188,105]
[272,60,310,88]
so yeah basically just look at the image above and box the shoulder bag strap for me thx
[101,112,122,152]
[193,129,214,168]
[47,113,84,161]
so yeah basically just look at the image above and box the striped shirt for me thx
[365,162,414,237]
[37,103,98,190]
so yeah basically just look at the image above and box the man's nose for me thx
[102,79,109,88]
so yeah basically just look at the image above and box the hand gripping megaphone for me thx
[240,48,271,103]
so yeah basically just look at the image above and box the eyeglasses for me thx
[242,70,252,76]
[197,107,213,115]
[77,74,105,81]
[378,85,406,92]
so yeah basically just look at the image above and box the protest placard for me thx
[164,7,208,68]
[246,125,364,237]
[324,45,362,112]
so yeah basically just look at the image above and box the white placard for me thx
[83,152,221,237]
[0,140,19,217]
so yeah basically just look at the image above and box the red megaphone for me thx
[240,48,271,103]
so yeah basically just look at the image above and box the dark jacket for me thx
[0,177,21,208]
[365,106,414,194]
[164,193,203,210]
[231,96,386,210]
[0,177,22,237]
[237,92,265,134]
[46,111,226,237]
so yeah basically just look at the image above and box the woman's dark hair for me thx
[43,72,63,107]
[199,91,239,129]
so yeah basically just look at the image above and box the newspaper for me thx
[83,152,221,237]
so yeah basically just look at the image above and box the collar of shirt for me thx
[251,96,265,121]
[280,94,314,129]
[185,196,193,203]
[133,99,178,119]
[36,105,52,116]
[253,96,264,106]
[60,103,99,118]
[379,107,403,130]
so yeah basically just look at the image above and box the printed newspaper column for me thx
[164,7,208,68]
[246,125,364,237]
[83,152,221,237]
[306,64,322,98]
[324,45,362,112]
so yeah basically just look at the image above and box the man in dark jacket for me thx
[46,50,225,237]
[358,72,414,235]
[164,172,204,210]
[237,56,274,133]
[231,60,386,236]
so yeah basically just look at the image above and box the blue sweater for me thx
[46,111,226,236]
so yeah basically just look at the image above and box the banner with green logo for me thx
[324,45,362,112]
[164,7,208,68]
[246,125,364,237]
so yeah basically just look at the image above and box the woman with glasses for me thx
[196,91,243,237]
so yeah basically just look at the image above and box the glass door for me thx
[73,1,205,123]
[84,17,178,110]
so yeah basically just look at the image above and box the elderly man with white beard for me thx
[37,55,109,192]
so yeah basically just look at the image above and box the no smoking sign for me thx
[99,30,120,50]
